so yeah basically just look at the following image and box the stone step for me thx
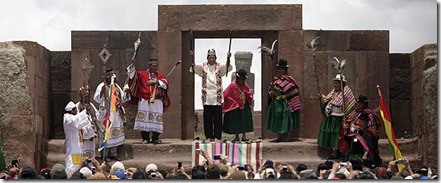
[46,138,419,171]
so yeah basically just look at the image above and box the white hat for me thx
[64,101,76,111]
[145,163,158,173]
[111,161,125,174]
[333,74,347,83]
[79,167,93,179]
[207,49,216,56]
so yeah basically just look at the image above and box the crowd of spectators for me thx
[1,150,436,180]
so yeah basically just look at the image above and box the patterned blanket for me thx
[192,141,263,172]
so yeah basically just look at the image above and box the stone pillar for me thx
[411,44,437,168]
[231,51,255,110]
[0,41,51,171]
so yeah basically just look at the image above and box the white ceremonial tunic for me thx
[133,99,164,133]
[93,82,130,148]
[75,102,98,159]
[63,110,90,176]
[192,62,232,105]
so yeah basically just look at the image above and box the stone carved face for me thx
[235,59,252,73]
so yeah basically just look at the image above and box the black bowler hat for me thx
[356,95,369,103]
[276,59,289,68]
[236,69,248,79]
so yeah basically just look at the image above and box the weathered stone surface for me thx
[349,31,389,51]
[390,100,411,139]
[390,54,411,100]
[423,58,437,169]
[301,99,323,138]
[51,51,71,139]
[0,42,35,169]
[72,31,156,49]
[158,5,302,31]
[410,44,437,168]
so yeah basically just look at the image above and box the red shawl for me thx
[127,70,171,110]
[222,80,253,114]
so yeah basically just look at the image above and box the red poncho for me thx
[222,80,253,114]
[127,70,171,110]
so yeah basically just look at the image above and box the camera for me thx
[395,159,406,164]
[11,159,18,167]
[213,154,221,160]
[282,165,288,172]
[150,172,157,178]
[178,162,182,169]
[195,149,201,154]
[238,166,245,171]
[339,162,347,168]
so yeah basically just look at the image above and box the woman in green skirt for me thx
[317,74,356,159]
[266,59,301,142]
[222,69,254,142]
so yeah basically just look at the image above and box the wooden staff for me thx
[190,29,195,75]
[225,30,232,77]
[149,72,157,103]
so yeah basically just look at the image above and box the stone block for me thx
[349,31,389,51]
[313,31,350,51]
[157,31,183,139]
[301,99,323,138]
[390,100,411,139]
[159,5,302,31]
[72,31,157,49]
[50,51,71,92]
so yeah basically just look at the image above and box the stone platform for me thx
[47,138,419,171]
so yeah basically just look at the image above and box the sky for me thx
[0,0,437,110]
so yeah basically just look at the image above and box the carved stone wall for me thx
[0,41,51,171]
[410,44,437,169]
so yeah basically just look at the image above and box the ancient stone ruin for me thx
[0,4,437,171]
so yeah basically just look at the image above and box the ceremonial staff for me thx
[189,29,195,76]
[125,32,142,88]
[225,30,232,77]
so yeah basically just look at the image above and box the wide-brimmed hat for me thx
[333,74,347,83]
[276,59,289,68]
[358,112,370,121]
[64,101,76,111]
[356,95,369,103]
[145,163,158,173]
[104,67,115,77]
[236,69,248,79]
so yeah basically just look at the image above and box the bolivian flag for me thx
[377,85,404,172]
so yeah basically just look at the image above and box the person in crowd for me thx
[63,101,93,176]
[317,74,356,159]
[190,48,232,142]
[128,57,170,144]
[344,112,382,168]
[350,95,381,135]
[93,67,131,161]
[222,69,253,142]
[76,86,99,159]
[267,59,301,142]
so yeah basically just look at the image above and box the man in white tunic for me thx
[190,49,232,142]
[127,58,170,144]
[93,67,131,161]
[63,101,92,176]
[76,86,99,159]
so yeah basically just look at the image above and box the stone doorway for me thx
[157,5,303,140]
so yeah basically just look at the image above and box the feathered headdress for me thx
[306,36,320,52]
[258,39,278,59]
[330,57,347,82]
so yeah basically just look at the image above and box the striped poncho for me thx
[271,74,301,112]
